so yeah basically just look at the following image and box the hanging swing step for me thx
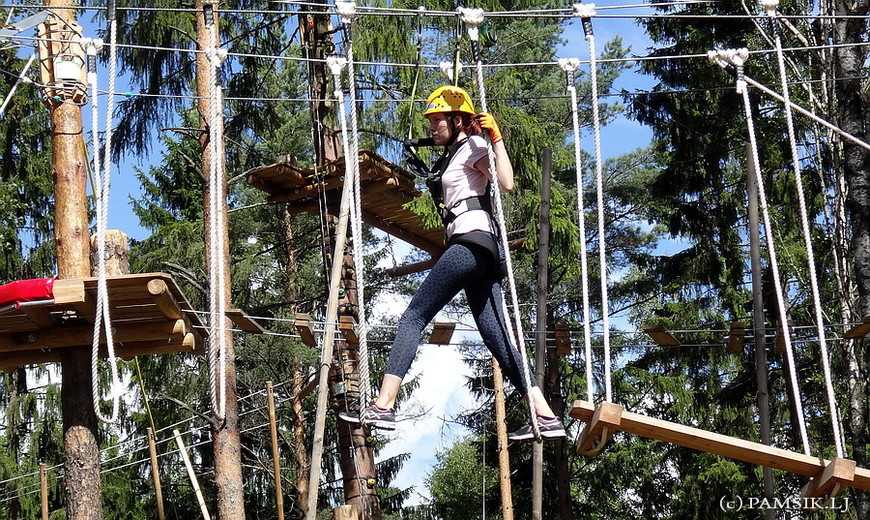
[843,316,870,339]
[570,399,870,495]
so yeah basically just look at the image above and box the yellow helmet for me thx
[423,86,475,117]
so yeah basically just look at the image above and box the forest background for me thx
[0,0,868,519]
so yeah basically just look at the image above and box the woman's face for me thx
[426,112,454,145]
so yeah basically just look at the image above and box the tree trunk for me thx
[48,0,101,514]
[196,3,245,519]
[833,0,870,516]
[545,332,573,520]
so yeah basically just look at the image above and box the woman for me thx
[340,86,565,441]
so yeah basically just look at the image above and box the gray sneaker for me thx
[508,416,566,441]
[338,404,396,430]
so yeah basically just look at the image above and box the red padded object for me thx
[0,278,56,308]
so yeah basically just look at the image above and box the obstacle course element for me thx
[571,400,870,499]
[245,150,446,274]
[0,273,206,372]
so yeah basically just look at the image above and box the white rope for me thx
[766,5,844,458]
[577,6,613,402]
[337,0,371,407]
[710,48,811,455]
[559,57,595,402]
[464,9,540,440]
[85,19,123,424]
[205,19,229,421]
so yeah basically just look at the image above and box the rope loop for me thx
[205,46,228,67]
[80,37,104,56]
[559,57,581,88]
[327,55,348,79]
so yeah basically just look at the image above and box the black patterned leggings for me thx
[385,242,537,395]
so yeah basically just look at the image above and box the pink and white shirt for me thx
[440,135,496,238]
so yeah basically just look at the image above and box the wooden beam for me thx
[774,319,793,352]
[387,258,437,277]
[801,457,855,500]
[428,322,455,345]
[225,309,266,334]
[339,316,358,345]
[569,400,870,491]
[642,326,680,347]
[0,319,188,353]
[554,323,571,356]
[727,321,745,354]
[294,313,317,347]
[576,402,622,456]
[20,305,58,329]
[843,316,870,339]
[147,279,183,320]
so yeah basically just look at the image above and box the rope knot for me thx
[336,0,357,24]
[80,37,104,56]
[558,57,581,73]
[573,3,597,19]
[327,55,348,78]
[439,60,462,82]
[459,7,485,41]
[758,0,780,10]
[205,46,228,67]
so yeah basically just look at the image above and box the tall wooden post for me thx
[196,2,244,518]
[44,0,101,517]
[533,148,551,520]
[301,4,380,518]
[492,362,513,520]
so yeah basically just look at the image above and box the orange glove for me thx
[477,112,503,143]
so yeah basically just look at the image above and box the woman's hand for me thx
[477,112,503,143]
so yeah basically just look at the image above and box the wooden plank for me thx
[555,322,571,356]
[843,316,870,339]
[225,309,266,334]
[727,321,745,354]
[339,316,358,345]
[642,325,680,347]
[428,322,455,345]
[294,313,317,347]
[569,400,870,491]
[0,319,188,353]
[774,319,793,352]
[20,306,58,329]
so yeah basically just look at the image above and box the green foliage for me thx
[427,438,499,520]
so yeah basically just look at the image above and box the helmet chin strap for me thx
[445,114,462,147]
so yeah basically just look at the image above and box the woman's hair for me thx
[450,112,482,137]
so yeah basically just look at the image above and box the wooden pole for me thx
[267,381,286,520]
[747,143,776,519]
[40,464,48,520]
[492,361,514,520]
[195,3,244,519]
[532,148,552,520]
[333,504,360,520]
[173,429,211,520]
[147,428,166,520]
[45,0,102,517]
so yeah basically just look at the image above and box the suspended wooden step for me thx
[244,150,446,276]
[0,273,207,373]
[843,316,870,339]
[570,399,870,498]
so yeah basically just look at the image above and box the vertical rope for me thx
[575,5,612,402]
[337,0,370,408]
[205,11,229,422]
[710,48,811,455]
[87,11,122,424]
[766,4,844,458]
[559,57,595,403]
[462,7,540,440]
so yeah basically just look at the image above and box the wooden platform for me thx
[570,400,870,494]
[245,150,447,273]
[0,273,207,372]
